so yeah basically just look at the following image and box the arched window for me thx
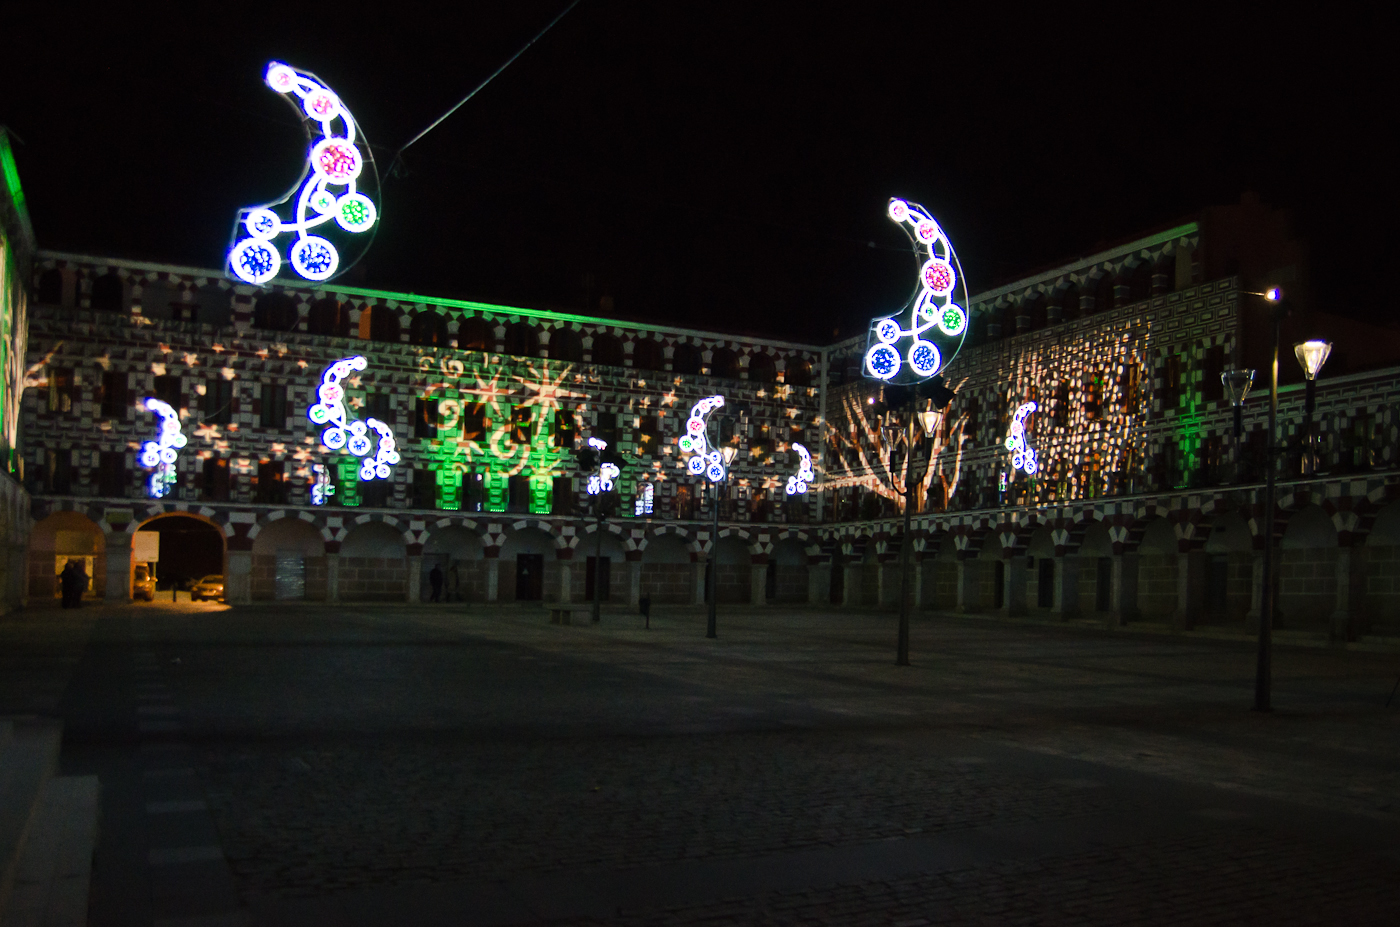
[1020,294,1046,332]
[37,269,63,305]
[1153,256,1175,295]
[785,358,812,386]
[710,348,740,379]
[458,316,490,352]
[1128,262,1152,303]
[91,273,123,312]
[307,298,348,337]
[1000,302,1018,337]
[1094,274,1115,314]
[369,306,401,343]
[549,327,583,362]
[747,352,776,383]
[672,343,702,375]
[503,322,538,357]
[253,292,298,331]
[409,311,448,347]
[632,338,664,371]
[592,333,624,367]
[1059,284,1080,322]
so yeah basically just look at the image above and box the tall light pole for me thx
[1254,288,1286,712]
[1294,340,1333,478]
[581,436,620,625]
[707,443,739,639]
[1222,369,1255,482]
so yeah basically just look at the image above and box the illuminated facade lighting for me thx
[678,395,728,483]
[785,442,814,495]
[308,356,367,450]
[311,462,334,505]
[633,482,654,516]
[1004,401,1039,475]
[863,198,970,384]
[226,62,379,285]
[139,397,186,498]
[585,437,619,495]
[358,418,400,481]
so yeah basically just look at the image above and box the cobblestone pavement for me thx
[4,602,1398,925]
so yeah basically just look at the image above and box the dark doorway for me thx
[1037,558,1055,608]
[1096,558,1113,612]
[585,555,611,602]
[515,554,543,601]
[829,557,844,603]
[136,515,224,590]
[765,560,777,601]
[1207,555,1229,619]
[994,560,1005,609]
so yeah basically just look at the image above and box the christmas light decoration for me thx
[785,442,814,495]
[311,462,334,505]
[678,395,728,482]
[585,437,619,495]
[634,482,654,516]
[139,398,186,498]
[308,356,367,450]
[1004,401,1039,475]
[863,198,970,384]
[226,62,379,285]
[359,418,400,481]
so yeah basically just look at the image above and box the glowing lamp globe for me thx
[1294,341,1332,381]
[1221,369,1256,407]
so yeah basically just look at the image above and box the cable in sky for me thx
[389,0,583,177]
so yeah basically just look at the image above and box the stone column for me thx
[1052,555,1080,621]
[225,549,252,605]
[1245,551,1265,631]
[912,558,926,610]
[325,552,340,604]
[750,562,767,606]
[104,531,134,604]
[1110,553,1138,626]
[485,556,500,603]
[627,559,642,607]
[808,561,830,605]
[842,562,862,607]
[1174,551,1206,631]
[406,554,423,604]
[6,542,26,610]
[558,560,574,604]
[1330,546,1354,643]
[1001,556,1027,617]
[955,557,979,613]
[876,561,893,608]
[693,559,708,606]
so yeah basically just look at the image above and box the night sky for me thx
[5,5,1390,344]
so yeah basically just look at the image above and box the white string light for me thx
[139,398,187,498]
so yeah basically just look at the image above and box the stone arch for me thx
[672,343,702,375]
[1276,503,1338,629]
[1362,501,1400,632]
[1202,511,1253,624]
[308,297,350,337]
[1205,513,1252,552]
[409,311,449,347]
[713,533,752,603]
[503,322,539,357]
[710,348,740,379]
[1135,518,1179,619]
[339,521,408,601]
[38,268,63,305]
[1078,520,1113,557]
[549,326,583,362]
[1127,260,1153,303]
[365,305,402,344]
[135,511,228,597]
[785,357,812,387]
[91,272,124,312]
[250,516,326,601]
[768,535,808,603]
[500,526,556,602]
[421,525,484,601]
[1365,501,1400,547]
[747,352,777,383]
[591,333,624,367]
[458,316,491,352]
[1092,272,1115,314]
[29,511,106,601]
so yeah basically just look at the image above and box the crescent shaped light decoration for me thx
[678,395,728,483]
[139,398,187,498]
[863,198,970,384]
[1004,401,1039,475]
[358,418,400,481]
[785,442,814,495]
[226,62,380,285]
[585,437,620,495]
[311,462,334,506]
[308,356,400,484]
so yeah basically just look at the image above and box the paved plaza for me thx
[2,602,1398,926]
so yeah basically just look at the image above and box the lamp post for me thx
[707,443,739,639]
[1294,340,1333,477]
[1221,368,1255,482]
[581,437,621,624]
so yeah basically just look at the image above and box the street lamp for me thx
[1221,368,1255,482]
[707,443,739,639]
[581,436,622,624]
[1294,340,1332,477]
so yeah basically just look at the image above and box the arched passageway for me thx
[640,533,692,604]
[1279,504,1338,629]
[29,512,105,602]
[422,527,483,602]
[1136,519,1179,620]
[1203,513,1253,624]
[339,522,407,602]
[499,528,554,602]
[136,513,227,597]
[769,537,807,603]
[251,517,326,601]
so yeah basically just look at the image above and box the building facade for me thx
[17,194,1400,642]
[0,129,33,614]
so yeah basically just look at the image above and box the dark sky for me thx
[5,4,1391,343]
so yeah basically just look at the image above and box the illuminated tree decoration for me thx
[139,398,187,498]
[1004,401,1040,475]
[677,395,728,483]
[311,462,335,505]
[226,61,379,285]
[785,442,814,495]
[307,355,367,450]
[585,438,620,495]
[863,198,970,384]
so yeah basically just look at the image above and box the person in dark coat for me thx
[428,563,443,603]
[71,560,88,608]
[60,560,83,608]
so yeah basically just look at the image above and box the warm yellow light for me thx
[1293,340,1332,380]
[721,446,738,465]
[1265,287,1283,302]
[917,410,941,436]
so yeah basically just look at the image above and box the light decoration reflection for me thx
[634,482,654,516]
[311,462,334,505]
[226,62,379,285]
[864,198,970,384]
[139,398,187,498]
[785,442,814,495]
[678,395,728,482]
[1004,401,1039,475]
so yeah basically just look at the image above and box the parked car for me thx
[191,575,225,602]
[133,564,155,601]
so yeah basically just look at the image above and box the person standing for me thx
[71,560,88,608]
[428,563,443,603]
[59,561,75,608]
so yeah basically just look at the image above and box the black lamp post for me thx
[706,443,739,639]
[1294,340,1333,477]
[1221,368,1255,482]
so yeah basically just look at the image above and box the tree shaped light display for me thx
[863,198,970,385]
[308,356,399,485]
[139,398,187,498]
[227,62,379,285]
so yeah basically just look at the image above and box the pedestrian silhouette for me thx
[429,563,443,603]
